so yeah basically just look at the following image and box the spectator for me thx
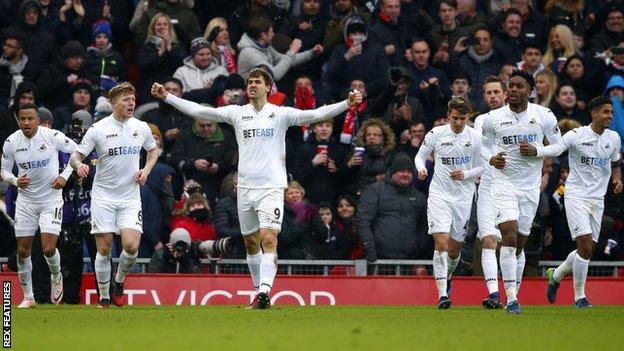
[38,107,54,129]
[543,24,578,73]
[133,0,201,46]
[37,40,97,110]
[147,228,202,273]
[137,12,187,102]
[229,0,288,46]
[456,0,487,29]
[213,172,245,259]
[549,83,590,124]
[280,181,316,259]
[399,121,427,159]
[545,0,584,32]
[509,0,551,49]
[427,0,472,69]
[343,118,397,196]
[449,71,471,101]
[204,17,238,74]
[589,6,624,56]
[1,0,55,76]
[535,69,558,107]
[142,77,192,155]
[169,117,237,206]
[173,37,229,92]
[335,193,363,259]
[450,26,502,112]
[324,13,389,99]
[0,81,38,143]
[406,38,450,124]
[517,43,545,77]
[605,74,624,148]
[291,118,349,204]
[0,30,38,107]
[368,0,409,66]
[558,54,605,109]
[171,193,217,242]
[85,20,127,95]
[308,202,353,259]
[38,0,62,39]
[322,0,372,56]
[357,152,428,261]
[381,66,425,138]
[52,79,95,132]
[493,8,524,64]
[237,14,322,83]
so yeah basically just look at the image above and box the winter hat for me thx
[93,96,113,120]
[71,78,93,95]
[169,228,191,246]
[72,110,93,129]
[344,14,368,40]
[148,123,162,140]
[92,20,112,42]
[388,152,415,175]
[190,37,211,57]
[225,74,245,90]
[61,40,85,60]
[38,107,53,124]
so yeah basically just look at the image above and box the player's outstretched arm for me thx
[534,131,573,157]
[69,151,89,178]
[151,82,230,123]
[292,90,363,125]
[0,144,18,187]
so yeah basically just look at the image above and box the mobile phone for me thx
[206,155,213,165]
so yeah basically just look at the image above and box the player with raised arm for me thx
[473,76,506,309]
[519,96,623,307]
[1,103,78,308]
[415,97,483,309]
[480,70,561,314]
[151,68,362,309]
[69,83,159,308]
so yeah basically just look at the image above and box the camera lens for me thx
[174,241,189,253]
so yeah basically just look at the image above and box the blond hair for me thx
[543,25,576,69]
[108,82,135,101]
[536,69,558,107]
[355,118,397,156]
[145,12,179,45]
[286,180,306,197]
[204,17,236,53]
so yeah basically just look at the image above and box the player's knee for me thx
[42,247,56,257]
[17,247,31,258]
[97,247,112,256]
[261,234,277,250]
[482,236,498,249]
[434,238,449,251]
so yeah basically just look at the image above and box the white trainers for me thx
[17,298,36,309]
[50,274,63,305]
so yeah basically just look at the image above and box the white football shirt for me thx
[75,116,156,202]
[537,126,621,200]
[415,124,483,200]
[165,94,349,189]
[480,103,561,190]
[474,113,494,192]
[1,127,77,202]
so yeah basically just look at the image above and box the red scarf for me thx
[295,86,317,141]
[340,100,368,144]
[379,9,392,23]
[219,45,238,73]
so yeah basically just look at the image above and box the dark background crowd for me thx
[1,0,624,295]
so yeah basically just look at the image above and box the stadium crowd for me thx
[0,0,623,296]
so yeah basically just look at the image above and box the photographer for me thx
[148,228,231,274]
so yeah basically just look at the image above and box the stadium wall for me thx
[2,274,623,306]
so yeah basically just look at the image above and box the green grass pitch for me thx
[11,305,624,351]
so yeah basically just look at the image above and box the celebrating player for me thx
[151,68,362,309]
[473,76,506,309]
[520,96,623,307]
[415,97,483,309]
[480,70,561,314]
[70,82,159,308]
[1,103,78,308]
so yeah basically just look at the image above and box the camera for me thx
[199,237,231,258]
[173,240,189,254]
[67,118,86,143]
[148,35,163,46]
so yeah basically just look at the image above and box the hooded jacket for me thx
[0,81,39,143]
[173,56,229,92]
[236,33,314,81]
[606,75,624,149]
[356,172,428,259]
[1,0,55,72]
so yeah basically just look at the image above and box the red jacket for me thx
[171,215,217,242]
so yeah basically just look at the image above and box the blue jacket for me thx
[606,75,624,150]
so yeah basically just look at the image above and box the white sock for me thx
[44,249,62,283]
[481,248,498,295]
[573,253,589,301]
[246,251,262,291]
[499,246,517,303]
[553,250,576,282]
[433,250,448,298]
[258,253,277,295]
[95,252,111,299]
[447,253,460,279]
[17,256,33,299]
[115,250,138,284]
[516,250,526,294]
